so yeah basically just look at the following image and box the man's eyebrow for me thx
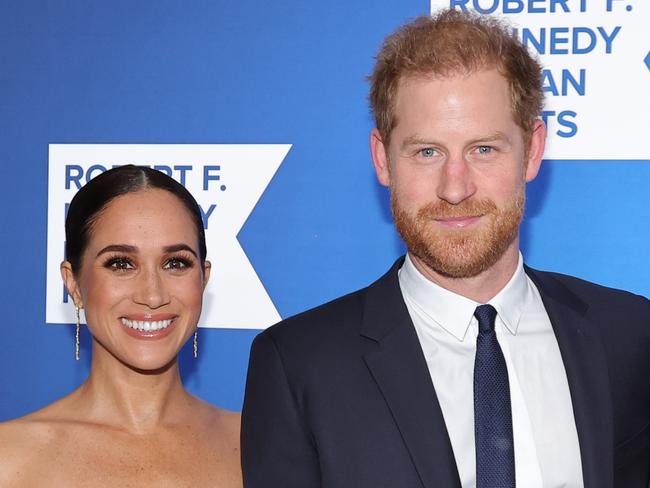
[401,135,439,150]
[162,244,198,258]
[96,244,137,257]
[400,132,512,150]
[470,132,511,144]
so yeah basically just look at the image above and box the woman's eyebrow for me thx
[95,243,198,259]
[96,244,137,257]
[162,244,198,258]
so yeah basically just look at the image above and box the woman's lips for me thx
[119,315,178,339]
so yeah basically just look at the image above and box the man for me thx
[241,9,649,488]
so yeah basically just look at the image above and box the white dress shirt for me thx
[398,253,584,488]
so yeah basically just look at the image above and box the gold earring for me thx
[75,307,81,361]
[193,329,198,359]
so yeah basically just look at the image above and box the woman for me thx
[0,166,242,487]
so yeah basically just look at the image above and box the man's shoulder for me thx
[526,266,650,315]
[247,283,374,372]
[258,258,404,347]
[262,282,370,346]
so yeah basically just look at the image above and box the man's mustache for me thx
[416,199,498,220]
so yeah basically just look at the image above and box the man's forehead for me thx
[392,68,514,123]
[396,66,505,92]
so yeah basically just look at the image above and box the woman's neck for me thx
[71,343,194,433]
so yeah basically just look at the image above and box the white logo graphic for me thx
[431,0,650,159]
[47,144,291,329]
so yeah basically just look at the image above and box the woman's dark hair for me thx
[65,165,207,273]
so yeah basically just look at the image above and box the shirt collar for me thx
[398,253,529,341]
[489,253,528,336]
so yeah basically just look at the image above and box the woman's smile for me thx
[120,314,178,339]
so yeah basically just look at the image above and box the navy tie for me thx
[474,304,515,488]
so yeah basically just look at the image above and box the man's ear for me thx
[60,261,83,308]
[525,119,546,182]
[202,260,211,290]
[370,128,391,187]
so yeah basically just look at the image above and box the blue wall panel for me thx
[1,1,647,421]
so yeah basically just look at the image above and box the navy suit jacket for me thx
[242,258,650,487]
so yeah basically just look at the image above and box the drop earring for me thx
[75,306,81,361]
[193,329,198,359]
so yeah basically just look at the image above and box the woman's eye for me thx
[419,148,437,158]
[107,258,134,271]
[164,258,190,270]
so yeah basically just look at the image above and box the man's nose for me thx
[436,155,476,205]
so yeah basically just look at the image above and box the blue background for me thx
[1,0,648,420]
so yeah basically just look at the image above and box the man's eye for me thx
[419,148,437,158]
[476,145,493,155]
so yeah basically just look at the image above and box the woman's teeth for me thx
[121,318,173,331]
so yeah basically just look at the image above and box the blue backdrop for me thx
[1,0,648,420]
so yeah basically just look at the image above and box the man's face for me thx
[371,69,545,278]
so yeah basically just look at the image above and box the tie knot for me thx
[474,304,497,334]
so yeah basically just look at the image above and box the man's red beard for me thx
[391,191,524,278]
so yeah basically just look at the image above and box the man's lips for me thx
[433,215,483,228]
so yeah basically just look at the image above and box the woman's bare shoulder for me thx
[187,397,242,487]
[0,403,70,447]
[0,405,73,485]
[192,396,241,438]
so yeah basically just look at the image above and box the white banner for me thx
[47,144,290,329]
[431,0,650,159]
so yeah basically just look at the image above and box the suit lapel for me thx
[361,259,462,488]
[526,268,614,488]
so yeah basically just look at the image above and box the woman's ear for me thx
[202,261,212,290]
[60,261,83,308]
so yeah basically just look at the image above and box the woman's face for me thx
[61,188,210,371]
